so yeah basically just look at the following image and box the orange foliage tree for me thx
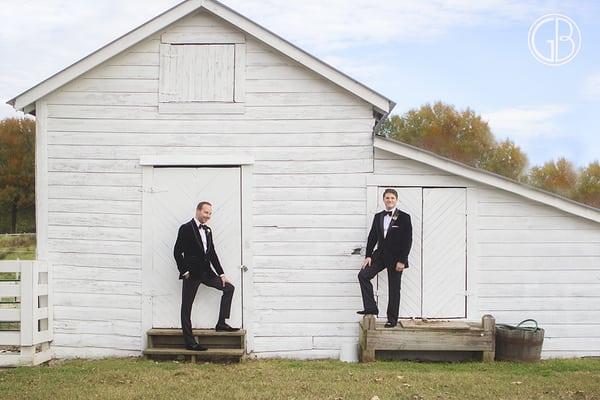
[0,118,36,233]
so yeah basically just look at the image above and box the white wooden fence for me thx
[0,260,53,367]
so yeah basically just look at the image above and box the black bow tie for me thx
[384,211,393,216]
[199,224,208,230]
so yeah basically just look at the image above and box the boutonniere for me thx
[205,227,211,233]
[392,211,398,221]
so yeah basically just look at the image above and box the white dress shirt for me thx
[383,208,396,238]
[193,217,207,253]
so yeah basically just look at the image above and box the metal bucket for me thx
[495,319,544,362]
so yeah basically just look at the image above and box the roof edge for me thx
[9,0,394,114]
[9,0,204,111]
[374,135,600,224]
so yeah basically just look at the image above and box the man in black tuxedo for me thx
[357,188,412,327]
[173,201,239,351]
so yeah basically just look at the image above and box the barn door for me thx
[148,167,242,329]
[422,188,466,318]
[375,187,467,319]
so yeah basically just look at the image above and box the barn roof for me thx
[375,136,600,224]
[7,0,395,115]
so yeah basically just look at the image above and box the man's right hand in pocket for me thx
[361,257,372,269]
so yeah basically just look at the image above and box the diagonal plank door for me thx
[377,187,422,318]
[150,167,242,328]
[421,188,466,318]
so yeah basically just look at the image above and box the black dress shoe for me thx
[185,343,208,351]
[356,309,379,315]
[215,322,240,332]
[384,322,397,328]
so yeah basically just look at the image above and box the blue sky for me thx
[1,0,598,168]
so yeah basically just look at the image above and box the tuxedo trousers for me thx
[180,275,234,346]
[358,261,403,323]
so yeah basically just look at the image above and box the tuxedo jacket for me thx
[365,209,412,269]
[173,219,224,280]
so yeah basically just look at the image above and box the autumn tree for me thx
[378,101,529,180]
[574,161,600,208]
[0,118,35,233]
[481,138,529,181]
[380,101,496,168]
[527,157,577,198]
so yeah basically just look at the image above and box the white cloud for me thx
[481,105,570,140]
[224,0,550,51]
[0,0,578,120]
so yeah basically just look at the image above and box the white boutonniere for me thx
[392,211,398,221]
[206,227,211,233]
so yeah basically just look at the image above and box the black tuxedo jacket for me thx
[173,219,224,280]
[365,209,412,269]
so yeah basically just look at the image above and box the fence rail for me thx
[0,260,53,367]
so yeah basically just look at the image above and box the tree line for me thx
[377,101,599,208]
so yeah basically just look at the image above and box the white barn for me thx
[6,0,600,361]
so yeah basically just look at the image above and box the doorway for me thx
[376,187,467,319]
[146,167,243,328]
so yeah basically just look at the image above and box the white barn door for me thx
[422,188,467,318]
[149,167,242,329]
[375,187,467,319]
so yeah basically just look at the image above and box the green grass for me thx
[0,233,35,261]
[0,357,599,399]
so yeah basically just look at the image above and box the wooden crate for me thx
[359,314,495,362]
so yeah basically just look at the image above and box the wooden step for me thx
[148,328,245,337]
[147,328,245,350]
[143,347,244,363]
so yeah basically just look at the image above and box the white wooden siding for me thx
[476,187,600,358]
[373,147,600,358]
[44,10,373,358]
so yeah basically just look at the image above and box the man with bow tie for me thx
[357,188,413,328]
[173,201,239,351]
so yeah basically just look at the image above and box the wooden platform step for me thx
[143,347,244,363]
[359,315,496,363]
[145,328,246,363]
[147,328,245,337]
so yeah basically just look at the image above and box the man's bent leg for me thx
[181,278,202,346]
[358,262,386,312]
[202,276,235,324]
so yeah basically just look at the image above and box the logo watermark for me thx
[528,13,581,66]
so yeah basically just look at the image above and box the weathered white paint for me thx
[159,43,236,103]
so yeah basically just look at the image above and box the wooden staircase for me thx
[143,328,246,363]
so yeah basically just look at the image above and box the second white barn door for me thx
[376,187,467,319]
[149,167,242,329]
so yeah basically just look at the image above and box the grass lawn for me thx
[0,233,36,261]
[0,357,599,400]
